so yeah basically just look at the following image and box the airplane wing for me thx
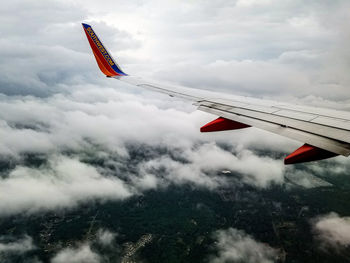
[82,23,350,164]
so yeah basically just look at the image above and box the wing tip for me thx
[81,22,127,77]
[82,23,91,29]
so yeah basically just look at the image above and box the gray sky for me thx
[1,0,350,102]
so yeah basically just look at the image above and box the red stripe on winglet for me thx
[92,49,115,76]
[83,28,119,76]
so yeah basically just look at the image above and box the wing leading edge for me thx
[82,23,350,164]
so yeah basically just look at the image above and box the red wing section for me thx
[200,117,250,132]
[284,144,338,165]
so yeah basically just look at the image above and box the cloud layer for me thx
[0,87,289,217]
[313,212,350,249]
[209,228,279,263]
[0,235,36,262]
[0,156,132,216]
[51,244,101,263]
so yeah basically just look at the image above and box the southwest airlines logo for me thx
[86,27,115,66]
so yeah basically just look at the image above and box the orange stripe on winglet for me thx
[92,50,115,77]
[83,28,118,76]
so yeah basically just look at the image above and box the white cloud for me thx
[209,228,278,263]
[51,228,118,262]
[236,0,274,7]
[138,143,284,189]
[96,229,116,247]
[0,156,132,216]
[0,235,37,262]
[0,235,35,254]
[51,244,100,263]
[313,212,350,248]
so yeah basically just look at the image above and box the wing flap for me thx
[274,110,317,122]
[311,116,350,130]
[198,100,350,145]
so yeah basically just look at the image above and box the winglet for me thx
[82,23,127,77]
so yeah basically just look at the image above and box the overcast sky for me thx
[1,0,350,103]
[1,0,350,261]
